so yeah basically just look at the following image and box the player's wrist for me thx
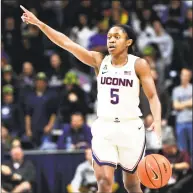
[36,20,44,28]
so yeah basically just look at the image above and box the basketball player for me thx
[21,5,161,193]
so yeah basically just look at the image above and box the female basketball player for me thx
[21,5,161,193]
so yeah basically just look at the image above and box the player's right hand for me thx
[149,121,162,146]
[20,5,40,26]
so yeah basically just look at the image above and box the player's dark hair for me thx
[114,24,137,54]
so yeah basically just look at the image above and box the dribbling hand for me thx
[149,121,162,146]
[20,5,40,26]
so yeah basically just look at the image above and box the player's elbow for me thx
[148,93,159,102]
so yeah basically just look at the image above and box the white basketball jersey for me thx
[96,54,142,118]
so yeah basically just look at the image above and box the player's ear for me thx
[126,39,133,47]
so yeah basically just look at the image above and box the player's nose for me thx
[109,38,116,44]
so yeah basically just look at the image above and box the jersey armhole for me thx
[133,56,141,86]
[96,55,109,77]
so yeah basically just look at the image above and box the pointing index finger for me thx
[20,5,29,13]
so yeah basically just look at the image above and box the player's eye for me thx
[107,36,111,39]
[115,36,120,39]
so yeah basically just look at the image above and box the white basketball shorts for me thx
[91,117,146,173]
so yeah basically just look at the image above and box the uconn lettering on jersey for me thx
[101,77,133,87]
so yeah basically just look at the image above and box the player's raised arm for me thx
[20,5,103,69]
[135,58,162,140]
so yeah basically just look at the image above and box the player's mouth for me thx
[108,45,116,51]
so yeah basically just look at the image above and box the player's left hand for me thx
[149,120,162,145]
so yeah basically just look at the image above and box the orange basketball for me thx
[137,154,172,189]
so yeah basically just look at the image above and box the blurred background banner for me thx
[1,0,193,193]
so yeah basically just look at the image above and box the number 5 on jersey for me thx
[110,88,119,104]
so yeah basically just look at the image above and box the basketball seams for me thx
[165,158,172,183]
[144,158,157,188]
[138,154,172,189]
[151,154,162,187]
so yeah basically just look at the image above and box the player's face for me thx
[107,26,132,56]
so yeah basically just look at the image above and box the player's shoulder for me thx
[133,57,152,77]
[102,54,111,61]
[99,55,112,67]
[134,57,149,69]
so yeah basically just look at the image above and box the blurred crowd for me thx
[1,0,193,193]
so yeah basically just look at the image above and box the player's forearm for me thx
[37,20,71,50]
[148,94,161,122]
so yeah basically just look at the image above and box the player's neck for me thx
[111,52,128,66]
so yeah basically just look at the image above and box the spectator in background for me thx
[78,0,94,23]
[2,17,21,70]
[12,138,22,148]
[162,0,187,40]
[25,72,57,146]
[58,72,89,123]
[70,14,98,73]
[47,53,65,92]
[57,112,92,150]
[19,61,35,89]
[184,8,192,31]
[70,14,97,49]
[27,25,43,57]
[1,40,10,68]
[137,19,173,67]
[1,146,36,193]
[134,5,159,34]
[159,138,192,193]
[1,85,25,137]
[182,25,192,69]
[164,12,184,41]
[140,66,171,125]
[151,19,174,66]
[141,45,166,85]
[2,65,19,95]
[136,23,156,53]
[162,0,188,24]
[1,125,12,152]
[68,148,97,193]
[88,18,108,55]
[18,62,35,115]
[172,68,192,160]
[108,0,129,26]
[21,23,44,71]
